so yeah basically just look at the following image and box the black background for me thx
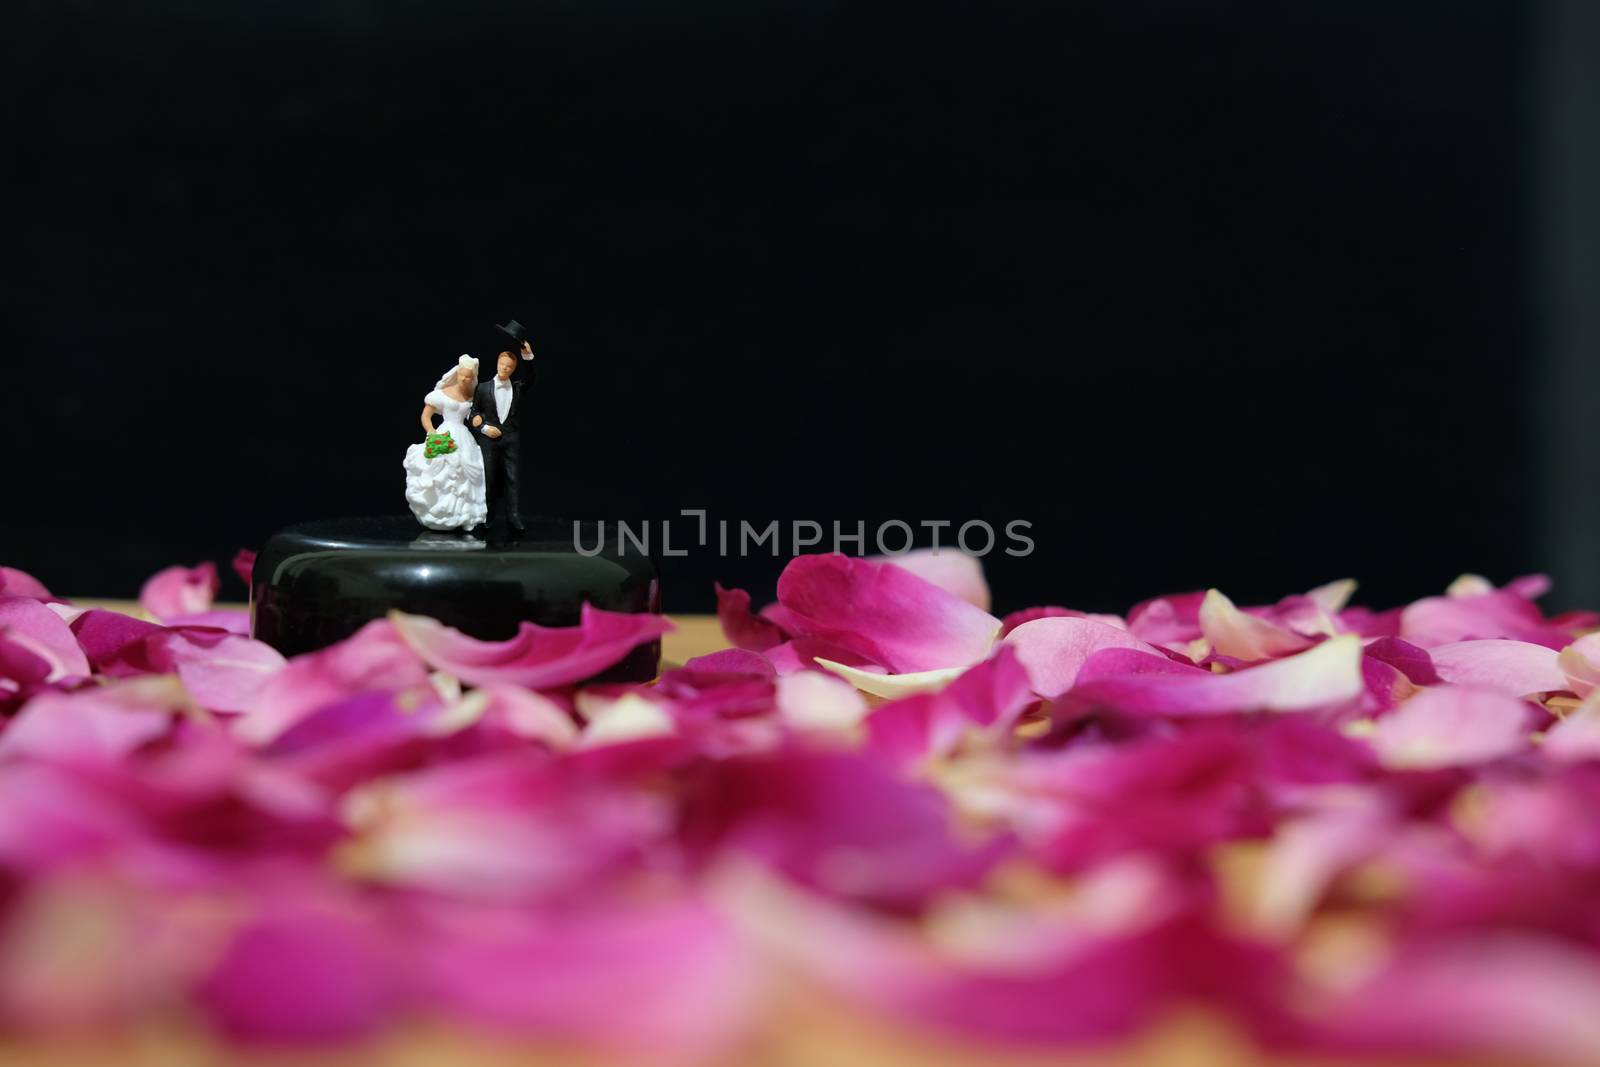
[6,1,1588,616]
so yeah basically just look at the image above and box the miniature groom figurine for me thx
[470,319,535,533]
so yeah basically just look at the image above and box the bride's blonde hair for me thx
[456,354,479,375]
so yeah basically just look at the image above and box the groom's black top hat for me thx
[496,319,527,342]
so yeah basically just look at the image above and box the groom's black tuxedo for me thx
[471,376,527,527]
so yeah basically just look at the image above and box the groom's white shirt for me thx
[493,377,513,422]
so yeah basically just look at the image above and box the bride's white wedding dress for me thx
[403,388,487,530]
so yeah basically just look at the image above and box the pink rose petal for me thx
[775,670,869,734]
[138,562,220,621]
[1369,685,1534,769]
[1304,934,1600,1064]
[0,763,153,870]
[1126,590,1206,647]
[341,751,670,900]
[998,605,1074,637]
[149,630,286,714]
[473,683,580,748]
[0,597,90,683]
[1003,615,1162,698]
[870,549,991,612]
[1539,702,1600,763]
[0,567,55,601]
[1427,639,1568,697]
[998,607,1131,639]
[1056,635,1365,720]
[1400,576,1574,649]
[0,676,186,763]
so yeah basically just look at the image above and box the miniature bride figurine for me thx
[403,354,488,531]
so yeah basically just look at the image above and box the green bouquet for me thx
[424,430,458,459]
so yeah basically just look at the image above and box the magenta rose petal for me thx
[993,730,1264,871]
[713,583,787,651]
[231,548,257,588]
[680,747,1009,910]
[254,689,459,790]
[774,553,1001,674]
[69,609,167,671]
[669,647,777,683]
[865,646,1036,768]
[0,761,156,870]
[191,887,397,1045]
[1359,654,1417,714]
[138,562,221,621]
[388,604,673,689]
[763,636,882,676]
[1362,636,1441,685]
[407,896,755,1058]
[238,619,432,745]
[938,643,1036,731]
[0,637,53,701]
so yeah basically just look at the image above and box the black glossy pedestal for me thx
[251,517,663,681]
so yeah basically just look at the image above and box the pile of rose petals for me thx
[3,554,1600,1063]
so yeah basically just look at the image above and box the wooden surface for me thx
[9,610,1524,1067]
[661,614,729,668]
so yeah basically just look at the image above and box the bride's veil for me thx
[435,354,480,392]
